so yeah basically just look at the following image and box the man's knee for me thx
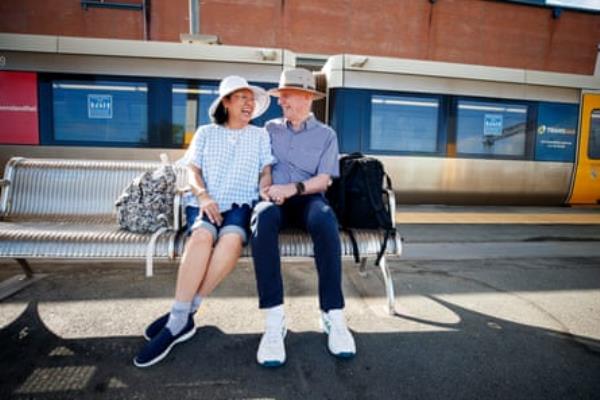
[251,201,281,234]
[306,202,338,234]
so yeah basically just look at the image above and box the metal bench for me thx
[0,157,402,314]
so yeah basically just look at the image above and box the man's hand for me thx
[199,194,223,226]
[266,184,297,205]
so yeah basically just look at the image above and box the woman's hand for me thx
[259,185,271,201]
[199,194,223,226]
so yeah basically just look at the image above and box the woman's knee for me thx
[188,228,215,247]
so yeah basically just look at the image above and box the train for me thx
[1,33,599,205]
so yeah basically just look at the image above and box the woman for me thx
[134,75,273,368]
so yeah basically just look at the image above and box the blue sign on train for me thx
[535,103,578,162]
[483,114,503,136]
[88,94,113,119]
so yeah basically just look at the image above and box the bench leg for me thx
[377,256,396,315]
[0,258,45,301]
[17,258,33,278]
[359,257,368,277]
[145,227,170,277]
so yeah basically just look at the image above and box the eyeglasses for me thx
[230,93,255,103]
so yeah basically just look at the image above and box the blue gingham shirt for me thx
[181,124,274,212]
[267,114,340,187]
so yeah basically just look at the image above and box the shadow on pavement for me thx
[2,299,599,400]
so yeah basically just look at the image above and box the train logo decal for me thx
[538,125,547,135]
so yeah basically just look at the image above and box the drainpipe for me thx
[189,0,199,35]
[142,0,148,40]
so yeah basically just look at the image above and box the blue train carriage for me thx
[0,32,295,171]
[322,53,600,205]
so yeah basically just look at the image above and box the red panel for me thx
[0,71,39,145]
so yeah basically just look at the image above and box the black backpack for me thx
[327,152,395,265]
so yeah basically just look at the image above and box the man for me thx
[251,68,356,367]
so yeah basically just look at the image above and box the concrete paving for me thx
[1,217,600,399]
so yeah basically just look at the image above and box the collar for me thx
[284,113,318,132]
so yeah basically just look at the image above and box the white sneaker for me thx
[257,308,287,367]
[321,309,356,358]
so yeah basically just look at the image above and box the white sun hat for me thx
[268,68,325,99]
[208,75,270,121]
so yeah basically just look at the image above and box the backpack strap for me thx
[375,229,390,266]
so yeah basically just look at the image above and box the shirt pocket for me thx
[290,147,322,175]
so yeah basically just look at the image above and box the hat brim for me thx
[208,84,270,122]
[268,86,326,100]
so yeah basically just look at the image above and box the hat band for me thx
[281,82,316,91]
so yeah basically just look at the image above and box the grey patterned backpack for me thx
[115,157,177,233]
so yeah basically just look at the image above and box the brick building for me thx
[1,0,599,74]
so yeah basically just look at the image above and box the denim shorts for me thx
[186,203,251,245]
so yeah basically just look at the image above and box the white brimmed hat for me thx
[268,68,325,99]
[208,75,270,121]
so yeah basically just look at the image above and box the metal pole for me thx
[189,0,199,34]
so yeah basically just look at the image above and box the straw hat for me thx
[268,68,325,99]
[208,75,270,120]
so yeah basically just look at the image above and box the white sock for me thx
[166,301,191,335]
[265,304,285,327]
[191,294,203,313]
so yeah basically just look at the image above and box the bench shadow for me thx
[1,300,599,400]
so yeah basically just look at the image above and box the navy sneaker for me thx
[134,319,196,368]
[144,312,195,341]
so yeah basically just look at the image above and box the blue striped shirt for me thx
[181,124,274,212]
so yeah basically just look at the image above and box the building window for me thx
[171,83,219,147]
[456,100,528,157]
[52,80,148,144]
[590,110,600,159]
[369,94,439,153]
[534,102,578,162]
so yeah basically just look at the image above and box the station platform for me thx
[396,205,600,224]
[1,206,599,399]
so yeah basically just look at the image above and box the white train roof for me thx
[0,33,295,82]
[323,54,600,103]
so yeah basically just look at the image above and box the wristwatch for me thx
[295,181,305,196]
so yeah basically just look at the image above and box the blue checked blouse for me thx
[181,124,274,212]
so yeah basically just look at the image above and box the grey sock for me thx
[191,294,203,313]
[166,301,191,335]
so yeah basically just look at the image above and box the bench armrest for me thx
[173,185,193,231]
[0,179,10,216]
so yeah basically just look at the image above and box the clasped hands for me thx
[260,183,297,205]
[200,183,297,225]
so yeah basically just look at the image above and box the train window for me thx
[172,83,219,146]
[456,100,528,157]
[52,80,149,144]
[535,102,578,162]
[590,110,600,159]
[369,94,439,152]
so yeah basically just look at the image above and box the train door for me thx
[568,92,600,205]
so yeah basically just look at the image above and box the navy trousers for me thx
[250,194,345,311]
